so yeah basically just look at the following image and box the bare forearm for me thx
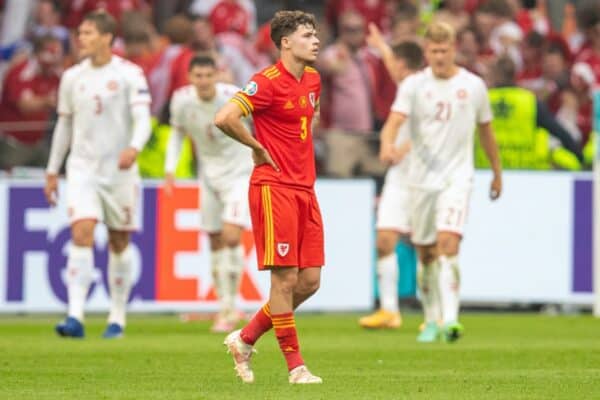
[380,114,404,147]
[217,116,262,151]
[379,44,401,82]
[479,127,502,176]
[46,115,72,174]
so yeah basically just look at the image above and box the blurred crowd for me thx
[0,0,598,178]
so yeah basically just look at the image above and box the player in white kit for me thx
[379,22,502,342]
[164,55,253,333]
[44,11,152,339]
[358,39,425,330]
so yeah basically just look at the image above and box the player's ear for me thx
[281,36,290,50]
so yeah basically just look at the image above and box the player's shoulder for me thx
[111,55,145,77]
[400,69,426,89]
[303,65,321,85]
[60,59,90,84]
[172,84,195,103]
[216,82,240,99]
[458,67,486,87]
[257,63,283,81]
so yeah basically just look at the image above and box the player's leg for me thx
[411,188,442,342]
[104,229,133,338]
[56,219,97,338]
[436,185,471,342]
[56,177,101,338]
[415,244,442,343]
[207,231,236,333]
[100,180,140,338]
[360,177,409,328]
[360,230,403,329]
[436,231,463,342]
[200,182,233,332]
[283,189,324,384]
[218,179,252,329]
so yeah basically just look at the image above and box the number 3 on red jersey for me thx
[300,116,308,141]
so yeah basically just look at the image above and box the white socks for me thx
[211,248,232,313]
[377,252,399,313]
[212,246,245,314]
[107,245,133,327]
[417,260,441,324]
[66,245,95,322]
[438,255,460,324]
[228,244,245,299]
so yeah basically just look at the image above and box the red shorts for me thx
[249,183,324,270]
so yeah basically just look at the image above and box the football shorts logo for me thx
[457,89,467,99]
[309,92,316,108]
[277,243,290,257]
[243,81,258,96]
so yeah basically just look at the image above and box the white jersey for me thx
[57,55,151,182]
[392,67,492,189]
[169,83,253,187]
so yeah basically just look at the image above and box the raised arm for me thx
[367,23,402,82]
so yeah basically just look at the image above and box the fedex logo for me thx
[5,184,263,304]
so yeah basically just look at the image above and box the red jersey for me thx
[575,47,600,85]
[231,60,321,188]
[0,59,60,144]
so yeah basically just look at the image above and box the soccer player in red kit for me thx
[214,10,323,384]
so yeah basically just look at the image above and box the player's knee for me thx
[376,235,396,258]
[297,275,320,296]
[417,246,437,265]
[108,231,130,254]
[71,226,95,247]
[271,270,299,294]
[437,236,459,257]
[221,229,241,248]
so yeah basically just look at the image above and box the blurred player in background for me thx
[215,11,323,384]
[359,32,425,330]
[44,11,152,339]
[379,22,502,343]
[164,55,253,334]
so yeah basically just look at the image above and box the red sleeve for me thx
[231,74,273,116]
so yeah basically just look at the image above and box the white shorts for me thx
[410,184,471,245]
[200,175,251,233]
[66,176,141,231]
[376,177,410,233]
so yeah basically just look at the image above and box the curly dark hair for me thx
[270,10,317,50]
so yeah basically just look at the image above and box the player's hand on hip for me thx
[118,147,139,170]
[164,173,175,196]
[44,173,58,207]
[490,174,502,200]
[253,147,279,172]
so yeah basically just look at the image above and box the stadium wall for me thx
[0,179,375,313]
[0,172,595,313]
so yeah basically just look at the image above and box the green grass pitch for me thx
[1,313,599,399]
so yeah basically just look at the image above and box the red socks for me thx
[240,303,272,345]
[272,312,304,371]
